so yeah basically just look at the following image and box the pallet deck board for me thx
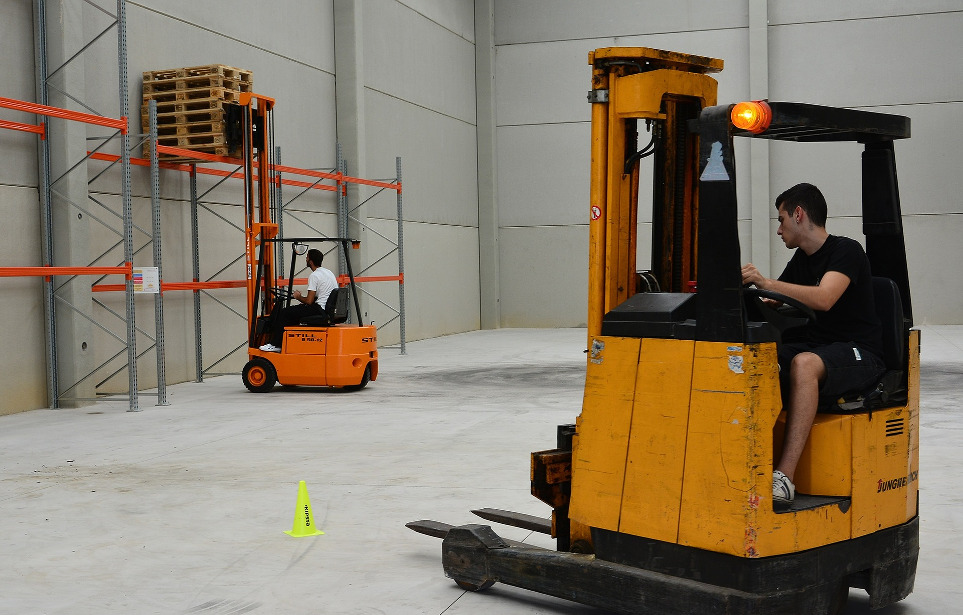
[144,121,228,138]
[141,108,226,124]
[143,75,252,95]
[144,97,234,114]
[142,87,241,104]
[143,64,253,83]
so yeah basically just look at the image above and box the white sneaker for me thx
[773,470,795,510]
[259,343,280,352]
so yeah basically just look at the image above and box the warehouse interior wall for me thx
[1,0,960,415]
[492,0,963,328]
[2,0,47,412]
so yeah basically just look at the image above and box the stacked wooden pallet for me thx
[141,64,253,160]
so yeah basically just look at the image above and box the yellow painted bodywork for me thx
[570,331,920,558]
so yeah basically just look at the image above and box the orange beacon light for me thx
[731,100,772,134]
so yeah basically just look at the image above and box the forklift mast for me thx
[587,47,722,338]
[230,93,280,345]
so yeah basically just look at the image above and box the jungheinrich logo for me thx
[877,470,919,493]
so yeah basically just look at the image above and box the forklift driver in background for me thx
[259,248,338,353]
[741,183,885,509]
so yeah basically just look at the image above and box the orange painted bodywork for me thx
[249,324,378,388]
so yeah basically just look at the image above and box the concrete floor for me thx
[1,327,961,615]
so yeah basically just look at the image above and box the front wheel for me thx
[242,357,277,393]
[825,581,850,615]
[455,579,494,592]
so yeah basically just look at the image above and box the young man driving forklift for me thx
[259,248,337,353]
[741,182,886,509]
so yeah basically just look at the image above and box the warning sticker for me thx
[700,142,730,182]
[591,206,601,220]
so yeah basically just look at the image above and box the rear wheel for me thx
[242,357,277,393]
[345,364,371,391]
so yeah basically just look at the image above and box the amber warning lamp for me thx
[731,100,772,134]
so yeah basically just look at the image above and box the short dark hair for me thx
[775,182,827,227]
[307,248,324,267]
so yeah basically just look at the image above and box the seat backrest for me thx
[873,276,905,371]
[325,287,350,325]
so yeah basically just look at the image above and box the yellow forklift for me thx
[408,48,918,614]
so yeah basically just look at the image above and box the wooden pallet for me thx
[143,64,253,84]
[144,97,235,115]
[141,107,225,125]
[141,65,250,161]
[143,86,241,105]
[145,141,238,161]
[143,120,228,138]
[156,132,227,148]
[143,75,252,95]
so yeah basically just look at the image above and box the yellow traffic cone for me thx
[284,480,325,537]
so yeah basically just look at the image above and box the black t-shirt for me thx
[777,235,883,357]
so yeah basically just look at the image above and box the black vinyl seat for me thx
[827,277,908,412]
[299,287,350,327]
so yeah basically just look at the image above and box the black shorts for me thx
[778,341,886,401]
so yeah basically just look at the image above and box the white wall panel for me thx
[0,188,46,414]
[494,40,593,126]
[399,0,475,41]
[904,214,963,324]
[496,122,589,227]
[768,139,866,219]
[126,1,336,72]
[494,0,747,45]
[770,1,961,24]
[0,1,40,186]
[364,91,478,226]
[769,13,963,108]
[499,225,588,328]
[363,0,476,124]
[879,103,963,217]
[386,220,480,339]
[768,103,963,219]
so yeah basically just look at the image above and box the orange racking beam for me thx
[90,274,403,293]
[0,119,46,138]
[0,96,126,133]
[0,265,131,280]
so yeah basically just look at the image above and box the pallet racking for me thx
[1,0,405,413]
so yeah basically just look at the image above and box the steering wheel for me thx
[266,288,295,310]
[267,287,294,300]
[744,287,817,322]
[743,287,817,341]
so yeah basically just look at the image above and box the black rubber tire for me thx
[344,364,371,391]
[242,357,277,393]
[455,579,494,592]
[826,582,850,615]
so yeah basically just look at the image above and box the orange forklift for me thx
[408,48,918,614]
[230,93,377,393]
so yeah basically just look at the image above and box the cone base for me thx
[284,529,325,537]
